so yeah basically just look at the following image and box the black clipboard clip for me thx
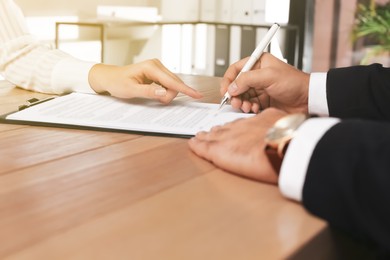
[18,96,56,111]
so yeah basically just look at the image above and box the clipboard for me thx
[0,93,254,138]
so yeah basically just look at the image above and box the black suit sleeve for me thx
[327,64,390,120]
[301,65,390,253]
[302,120,390,253]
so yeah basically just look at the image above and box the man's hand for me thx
[188,108,287,184]
[88,59,203,103]
[221,53,310,114]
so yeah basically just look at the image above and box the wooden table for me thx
[0,75,335,259]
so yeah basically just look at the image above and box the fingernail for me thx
[155,87,167,96]
[228,82,238,93]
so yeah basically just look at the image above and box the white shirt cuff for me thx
[51,57,97,94]
[279,117,340,201]
[308,72,329,116]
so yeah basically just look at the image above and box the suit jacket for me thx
[302,64,390,254]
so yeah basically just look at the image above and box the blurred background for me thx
[13,0,390,77]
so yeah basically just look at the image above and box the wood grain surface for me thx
[0,75,333,259]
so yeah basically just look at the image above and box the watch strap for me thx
[265,113,318,174]
[265,146,282,173]
[265,141,290,174]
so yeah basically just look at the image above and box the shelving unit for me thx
[55,20,299,76]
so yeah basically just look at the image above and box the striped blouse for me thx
[0,0,96,94]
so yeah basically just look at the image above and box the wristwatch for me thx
[264,113,310,173]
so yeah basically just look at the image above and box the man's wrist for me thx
[264,113,311,173]
[279,117,340,201]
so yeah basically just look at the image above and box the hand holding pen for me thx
[219,23,280,110]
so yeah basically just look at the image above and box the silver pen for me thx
[219,23,280,109]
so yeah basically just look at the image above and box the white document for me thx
[6,93,254,137]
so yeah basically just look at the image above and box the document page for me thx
[6,93,254,136]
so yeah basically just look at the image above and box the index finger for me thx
[144,60,203,99]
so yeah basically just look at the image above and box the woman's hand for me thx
[89,59,202,103]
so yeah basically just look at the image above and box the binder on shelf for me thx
[252,0,266,25]
[200,0,217,22]
[214,25,230,77]
[216,0,232,23]
[240,26,256,58]
[231,0,252,24]
[160,0,199,22]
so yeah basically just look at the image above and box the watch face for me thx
[266,113,307,143]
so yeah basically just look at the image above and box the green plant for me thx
[353,0,390,64]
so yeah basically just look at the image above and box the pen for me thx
[219,23,280,109]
